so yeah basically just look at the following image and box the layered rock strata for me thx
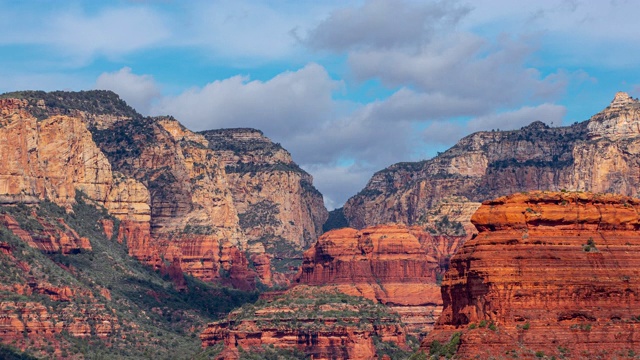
[297,225,465,335]
[423,191,640,358]
[201,128,328,272]
[345,92,640,234]
[0,213,91,254]
[0,91,328,287]
[200,286,408,360]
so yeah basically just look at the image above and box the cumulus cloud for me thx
[151,63,340,134]
[349,33,567,109]
[306,0,470,51]
[95,67,161,114]
[462,0,640,68]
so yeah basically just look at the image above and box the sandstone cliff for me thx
[200,286,410,360]
[201,128,328,273]
[0,90,326,287]
[296,225,466,335]
[0,193,258,359]
[344,92,640,234]
[423,191,640,359]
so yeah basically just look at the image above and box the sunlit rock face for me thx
[345,92,640,239]
[296,224,466,335]
[423,191,640,359]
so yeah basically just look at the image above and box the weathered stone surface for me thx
[344,92,640,236]
[0,94,266,287]
[201,286,407,360]
[423,191,640,359]
[201,128,328,268]
[296,225,465,335]
[0,213,91,254]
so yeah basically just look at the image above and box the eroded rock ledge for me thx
[423,191,640,359]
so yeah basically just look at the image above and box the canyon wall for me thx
[423,191,640,359]
[0,91,328,287]
[344,92,640,234]
[296,224,466,335]
[202,128,328,274]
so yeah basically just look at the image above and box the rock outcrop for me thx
[423,191,640,359]
[296,225,466,335]
[0,91,327,288]
[0,213,91,254]
[344,92,640,234]
[200,286,409,360]
[0,193,258,359]
[201,128,328,273]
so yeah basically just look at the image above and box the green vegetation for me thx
[226,286,402,332]
[428,332,461,359]
[238,345,307,359]
[0,193,258,358]
[583,237,598,252]
[0,344,39,360]
[425,215,465,236]
[200,128,284,154]
[0,90,140,120]
[374,336,413,359]
[239,200,282,229]
[322,207,349,232]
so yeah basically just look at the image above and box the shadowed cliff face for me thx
[423,191,640,359]
[344,92,640,233]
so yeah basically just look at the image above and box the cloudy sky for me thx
[1,0,640,209]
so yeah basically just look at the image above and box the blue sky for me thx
[1,0,640,209]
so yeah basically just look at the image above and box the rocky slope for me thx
[200,286,411,360]
[201,128,327,275]
[422,191,640,359]
[0,90,327,287]
[344,92,640,233]
[0,194,257,359]
[296,225,466,336]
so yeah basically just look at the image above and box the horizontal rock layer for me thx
[345,92,640,235]
[0,91,328,288]
[200,286,407,360]
[423,191,640,358]
[296,224,466,335]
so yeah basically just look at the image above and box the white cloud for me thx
[0,5,169,64]
[151,63,340,134]
[461,0,640,68]
[306,0,470,51]
[95,67,161,114]
[348,33,567,109]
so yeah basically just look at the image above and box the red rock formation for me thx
[297,225,464,335]
[201,286,407,360]
[250,253,273,287]
[0,213,91,254]
[423,191,640,359]
[99,219,115,239]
